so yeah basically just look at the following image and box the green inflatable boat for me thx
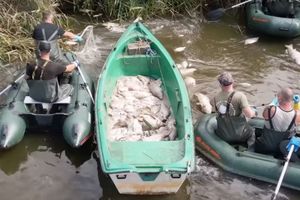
[246,0,300,38]
[195,114,300,191]
[0,53,93,149]
[95,22,195,195]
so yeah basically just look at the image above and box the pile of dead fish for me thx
[108,75,176,142]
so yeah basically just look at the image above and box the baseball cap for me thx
[218,71,234,86]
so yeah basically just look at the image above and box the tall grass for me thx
[0,0,241,64]
[0,0,71,64]
[62,0,205,20]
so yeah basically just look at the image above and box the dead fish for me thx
[133,16,143,23]
[148,79,163,99]
[128,118,143,134]
[179,68,197,76]
[174,47,186,52]
[244,37,259,45]
[168,127,177,141]
[285,44,300,65]
[143,115,163,129]
[193,93,212,114]
[178,34,184,37]
[176,63,183,69]
[238,82,252,88]
[102,22,125,33]
[187,40,192,44]
[184,76,196,88]
[181,60,189,68]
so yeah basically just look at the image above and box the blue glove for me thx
[270,97,278,106]
[293,95,300,104]
[74,35,83,42]
[286,136,300,152]
[251,106,258,116]
[72,60,80,68]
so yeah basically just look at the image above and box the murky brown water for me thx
[1,16,300,200]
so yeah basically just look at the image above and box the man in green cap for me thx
[212,71,256,148]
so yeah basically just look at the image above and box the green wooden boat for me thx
[195,114,300,191]
[0,53,93,149]
[95,22,195,195]
[246,0,300,38]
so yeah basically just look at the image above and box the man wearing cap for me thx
[26,41,78,103]
[32,11,83,64]
[256,88,300,155]
[213,71,256,148]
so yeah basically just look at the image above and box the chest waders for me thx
[35,28,67,64]
[27,61,60,103]
[256,106,297,154]
[215,92,254,146]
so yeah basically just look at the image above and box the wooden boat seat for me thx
[24,96,71,112]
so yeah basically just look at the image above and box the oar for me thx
[271,144,294,200]
[0,73,25,96]
[76,64,95,104]
[207,0,254,21]
[68,53,94,104]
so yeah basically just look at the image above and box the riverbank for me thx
[0,0,242,64]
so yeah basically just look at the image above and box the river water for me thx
[1,16,300,200]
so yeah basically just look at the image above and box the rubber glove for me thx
[74,35,83,42]
[251,106,258,117]
[72,60,80,68]
[286,136,300,152]
[270,97,278,106]
[293,95,300,103]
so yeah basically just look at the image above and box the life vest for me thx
[214,92,254,144]
[27,60,60,103]
[255,106,297,154]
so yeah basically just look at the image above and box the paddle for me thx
[70,54,95,104]
[271,144,295,200]
[207,0,254,21]
[76,64,95,104]
[0,73,25,96]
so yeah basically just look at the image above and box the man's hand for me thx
[74,35,83,42]
[72,60,80,68]
[286,136,300,152]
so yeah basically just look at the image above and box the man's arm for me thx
[262,106,276,120]
[295,111,300,126]
[64,63,76,73]
[63,31,77,40]
[239,92,255,118]
[243,106,255,118]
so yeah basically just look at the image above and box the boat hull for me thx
[195,114,300,191]
[95,22,194,194]
[110,172,187,195]
[246,1,300,38]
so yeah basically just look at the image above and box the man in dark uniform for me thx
[32,11,82,64]
[26,41,78,103]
